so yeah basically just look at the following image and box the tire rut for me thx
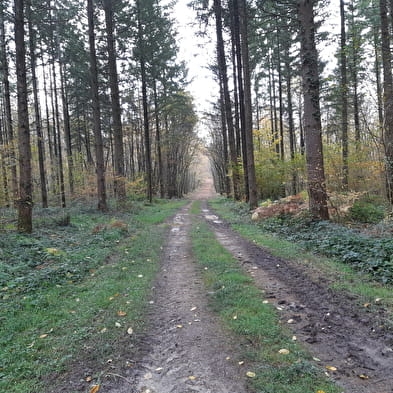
[203,202,393,393]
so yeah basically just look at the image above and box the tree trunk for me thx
[27,0,48,208]
[340,0,349,189]
[15,0,33,232]
[136,0,153,203]
[153,80,164,198]
[238,0,258,208]
[87,0,107,211]
[297,0,329,220]
[0,4,18,206]
[214,0,240,200]
[380,0,393,203]
[103,0,126,200]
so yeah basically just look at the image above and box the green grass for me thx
[210,197,393,320]
[0,199,185,393]
[190,218,341,393]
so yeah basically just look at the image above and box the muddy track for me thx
[203,201,393,393]
[105,203,247,393]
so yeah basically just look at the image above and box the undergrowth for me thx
[212,198,393,285]
[0,199,185,393]
[191,218,340,393]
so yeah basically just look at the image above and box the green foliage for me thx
[212,197,393,284]
[0,200,185,393]
[349,198,385,223]
[191,219,340,393]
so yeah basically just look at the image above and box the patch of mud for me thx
[204,202,393,393]
[105,205,247,393]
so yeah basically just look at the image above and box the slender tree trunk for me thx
[214,0,240,200]
[136,0,152,203]
[87,0,107,211]
[285,46,297,195]
[231,0,249,200]
[219,77,231,196]
[103,0,126,200]
[27,0,48,207]
[238,0,258,208]
[276,26,285,161]
[340,0,349,189]
[0,5,18,206]
[59,59,74,195]
[0,117,10,206]
[15,0,33,232]
[153,81,164,198]
[380,0,393,203]
[298,0,329,220]
[374,25,384,134]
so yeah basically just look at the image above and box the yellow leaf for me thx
[117,311,127,317]
[45,248,62,255]
[358,374,369,379]
[89,385,100,393]
[317,390,326,393]
[39,334,48,339]
[176,324,183,328]
[188,376,196,380]
[278,349,290,355]
[325,366,337,371]
[363,303,370,308]
[246,371,256,378]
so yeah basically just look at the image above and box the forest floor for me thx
[2,162,393,393]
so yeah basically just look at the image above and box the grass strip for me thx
[210,198,393,319]
[0,200,185,393]
[190,218,340,393]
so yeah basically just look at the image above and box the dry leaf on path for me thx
[325,366,337,371]
[246,371,256,378]
[89,385,100,393]
[127,327,133,335]
[117,311,127,317]
[278,349,290,355]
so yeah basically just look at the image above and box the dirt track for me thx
[101,158,393,393]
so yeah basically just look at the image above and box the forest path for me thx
[105,165,247,393]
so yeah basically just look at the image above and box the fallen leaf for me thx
[39,334,48,339]
[115,322,121,327]
[246,371,256,378]
[233,315,238,320]
[85,376,92,382]
[190,307,197,311]
[363,303,370,308]
[313,357,321,362]
[89,385,100,393]
[287,319,295,324]
[144,372,153,380]
[358,374,369,379]
[316,390,326,393]
[375,298,381,302]
[278,349,290,355]
[45,248,62,255]
[226,356,231,360]
[238,361,244,365]
[100,328,107,333]
[117,311,127,317]
[262,300,269,304]
[127,327,133,335]
[325,366,337,371]
[188,376,196,380]
[137,274,143,278]
[176,324,183,328]
[292,335,297,341]
[155,367,163,371]
[109,297,115,301]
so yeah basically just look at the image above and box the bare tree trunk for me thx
[380,0,393,203]
[15,0,33,232]
[238,0,258,208]
[27,0,48,208]
[153,80,164,198]
[298,0,329,220]
[87,0,107,211]
[340,0,349,190]
[0,5,18,206]
[103,0,126,200]
[214,0,240,200]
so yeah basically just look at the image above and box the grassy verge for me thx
[190,218,340,393]
[210,198,393,320]
[0,199,185,393]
